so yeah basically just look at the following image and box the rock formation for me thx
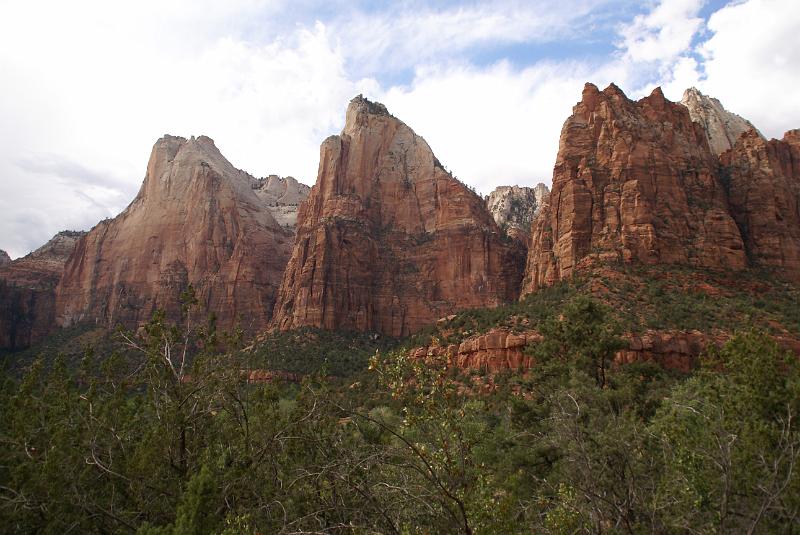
[486,184,549,243]
[272,96,525,336]
[680,87,761,155]
[720,129,800,280]
[253,174,311,231]
[0,250,10,267]
[409,327,799,374]
[56,135,294,334]
[0,231,85,349]
[523,83,747,294]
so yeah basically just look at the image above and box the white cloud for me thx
[0,0,798,260]
[373,61,595,194]
[618,0,705,63]
[331,0,617,74]
[695,0,800,139]
[0,3,371,258]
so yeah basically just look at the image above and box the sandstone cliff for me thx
[272,96,525,336]
[720,129,800,280]
[680,87,761,156]
[253,174,311,231]
[410,327,800,374]
[0,250,10,267]
[486,184,549,243]
[0,231,85,349]
[523,83,747,294]
[56,135,294,334]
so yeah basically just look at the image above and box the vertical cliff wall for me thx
[56,135,294,334]
[0,231,84,349]
[720,129,800,279]
[272,96,525,336]
[523,83,747,293]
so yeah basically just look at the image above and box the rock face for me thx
[272,96,525,336]
[0,250,10,267]
[410,327,799,374]
[720,129,800,280]
[56,135,294,334]
[253,175,311,231]
[0,231,85,349]
[486,184,549,243]
[409,328,539,371]
[523,83,747,293]
[680,87,761,156]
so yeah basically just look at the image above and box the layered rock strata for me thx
[0,231,85,349]
[523,83,747,293]
[680,87,761,156]
[410,327,800,374]
[253,174,311,231]
[272,96,525,336]
[56,135,293,334]
[720,129,800,279]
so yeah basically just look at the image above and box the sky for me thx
[0,0,798,258]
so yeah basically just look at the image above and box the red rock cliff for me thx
[55,135,293,334]
[720,129,800,280]
[0,231,84,349]
[272,96,525,336]
[523,83,746,293]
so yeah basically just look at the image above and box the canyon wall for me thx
[523,83,751,293]
[0,231,84,349]
[55,135,294,334]
[272,96,525,336]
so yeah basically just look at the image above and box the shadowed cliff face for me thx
[0,231,85,349]
[523,83,748,294]
[55,135,294,335]
[272,96,525,337]
[720,129,800,279]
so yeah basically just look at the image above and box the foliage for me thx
[245,327,398,377]
[1,293,799,532]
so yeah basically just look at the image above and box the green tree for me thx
[532,295,626,388]
[651,331,800,533]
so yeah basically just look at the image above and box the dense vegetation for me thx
[413,263,800,347]
[1,284,799,534]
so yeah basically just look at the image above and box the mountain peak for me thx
[679,87,761,155]
[348,94,390,117]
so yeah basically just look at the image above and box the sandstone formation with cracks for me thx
[523,83,748,294]
[272,96,526,336]
[55,135,294,335]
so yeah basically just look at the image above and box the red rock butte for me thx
[271,95,526,336]
[523,83,800,294]
[55,135,294,334]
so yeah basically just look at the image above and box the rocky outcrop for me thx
[409,329,539,370]
[272,96,525,336]
[523,83,747,294]
[56,135,294,334]
[680,87,761,156]
[0,231,85,349]
[410,327,799,374]
[253,175,311,231]
[720,129,800,280]
[0,250,10,267]
[486,184,549,243]
[615,330,727,373]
